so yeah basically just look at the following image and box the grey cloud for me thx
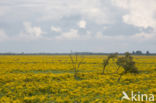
[0,0,156,52]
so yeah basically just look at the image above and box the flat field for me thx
[0,55,156,103]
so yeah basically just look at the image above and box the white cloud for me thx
[78,20,86,29]
[55,29,93,40]
[0,0,116,28]
[103,26,108,30]
[1,0,156,52]
[51,26,61,32]
[35,0,114,24]
[112,0,156,41]
[0,6,10,16]
[95,32,104,39]
[112,0,156,29]
[95,32,125,40]
[56,29,80,40]
[0,29,8,42]
[81,7,113,24]
[83,31,92,39]
[131,31,156,41]
[20,22,44,39]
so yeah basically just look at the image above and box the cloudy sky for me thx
[0,0,156,53]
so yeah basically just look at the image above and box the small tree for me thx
[69,53,85,78]
[102,53,118,74]
[117,52,139,82]
[116,57,124,73]
[102,59,109,74]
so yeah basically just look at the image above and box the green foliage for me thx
[116,52,139,81]
[102,53,118,74]
[108,53,118,59]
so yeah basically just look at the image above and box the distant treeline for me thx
[0,51,156,55]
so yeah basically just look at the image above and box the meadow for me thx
[0,55,155,103]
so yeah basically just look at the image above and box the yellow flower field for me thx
[0,55,155,103]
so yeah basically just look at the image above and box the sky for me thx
[0,0,156,53]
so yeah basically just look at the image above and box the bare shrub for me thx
[69,53,85,78]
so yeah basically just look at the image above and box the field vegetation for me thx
[0,55,156,102]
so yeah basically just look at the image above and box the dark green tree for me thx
[102,53,118,74]
[116,52,139,82]
[116,57,124,73]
